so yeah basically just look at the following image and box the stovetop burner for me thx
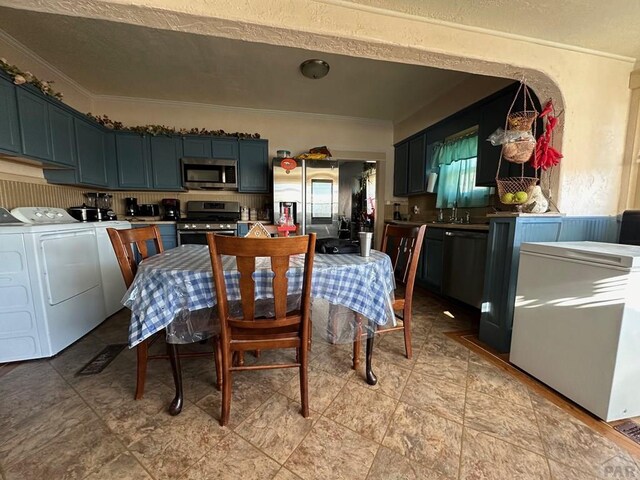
[178,200,240,231]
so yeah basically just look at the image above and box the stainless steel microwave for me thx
[181,158,237,190]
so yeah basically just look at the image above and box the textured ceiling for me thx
[0,7,473,121]
[343,0,640,59]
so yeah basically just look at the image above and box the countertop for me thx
[387,220,490,231]
[124,217,177,224]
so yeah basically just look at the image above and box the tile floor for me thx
[1,292,639,480]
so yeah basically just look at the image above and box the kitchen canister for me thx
[250,208,258,221]
[240,206,249,221]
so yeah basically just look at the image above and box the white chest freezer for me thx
[511,241,640,421]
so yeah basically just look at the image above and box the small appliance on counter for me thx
[161,198,180,221]
[393,203,401,220]
[68,204,99,222]
[84,192,117,221]
[138,204,160,217]
[125,197,138,216]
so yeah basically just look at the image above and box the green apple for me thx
[501,193,514,204]
[514,191,529,203]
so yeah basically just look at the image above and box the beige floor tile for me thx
[272,467,303,480]
[48,333,109,379]
[3,419,125,480]
[400,370,466,423]
[309,348,356,379]
[196,374,277,428]
[464,389,545,454]
[531,393,639,478]
[366,446,452,480]
[183,432,280,480]
[548,460,600,480]
[413,352,469,386]
[460,428,551,480]
[129,402,228,480]
[382,402,462,478]
[235,393,315,464]
[422,332,470,361]
[352,358,411,400]
[280,365,346,412]
[84,452,153,480]
[370,339,419,370]
[467,360,532,408]
[324,381,398,443]
[285,417,378,480]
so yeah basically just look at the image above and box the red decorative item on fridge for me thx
[280,157,297,174]
[533,100,563,171]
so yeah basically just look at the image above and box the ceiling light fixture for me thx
[300,59,330,79]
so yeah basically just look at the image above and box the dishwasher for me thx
[442,230,488,308]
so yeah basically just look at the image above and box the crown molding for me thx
[316,0,637,64]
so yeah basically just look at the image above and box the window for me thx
[434,133,492,208]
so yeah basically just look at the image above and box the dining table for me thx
[123,243,396,415]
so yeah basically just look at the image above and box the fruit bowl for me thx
[496,177,538,206]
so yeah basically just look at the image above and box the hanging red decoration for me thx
[280,157,297,174]
[533,100,563,171]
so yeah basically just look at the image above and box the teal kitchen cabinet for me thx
[16,87,52,161]
[393,141,409,196]
[149,136,183,190]
[183,137,212,158]
[211,138,238,159]
[115,133,149,189]
[48,104,77,167]
[0,75,21,154]
[408,133,427,195]
[75,117,109,187]
[238,139,269,193]
[418,228,444,292]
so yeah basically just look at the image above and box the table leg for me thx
[168,343,183,415]
[365,320,377,386]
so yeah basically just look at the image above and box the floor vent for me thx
[76,344,127,376]
[614,421,640,444]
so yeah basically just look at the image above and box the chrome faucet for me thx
[449,204,458,223]
[464,211,471,224]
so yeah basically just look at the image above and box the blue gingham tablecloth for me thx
[123,244,396,347]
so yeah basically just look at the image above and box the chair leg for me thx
[299,345,309,418]
[403,309,413,360]
[135,339,149,400]
[352,314,363,370]
[213,337,222,391]
[220,348,232,427]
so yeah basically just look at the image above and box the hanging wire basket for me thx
[496,176,538,205]
[502,138,536,164]
[507,110,538,131]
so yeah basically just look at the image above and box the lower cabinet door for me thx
[423,238,444,291]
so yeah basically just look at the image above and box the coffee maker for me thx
[125,197,138,216]
[161,198,180,220]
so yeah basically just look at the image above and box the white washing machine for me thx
[92,221,130,317]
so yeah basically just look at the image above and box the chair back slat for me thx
[236,256,256,321]
[382,224,426,296]
[107,226,164,288]
[207,233,316,349]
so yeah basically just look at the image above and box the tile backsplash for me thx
[0,177,270,216]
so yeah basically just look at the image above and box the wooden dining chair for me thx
[352,224,426,367]
[107,226,220,402]
[206,232,316,426]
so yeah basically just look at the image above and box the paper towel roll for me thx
[426,172,438,193]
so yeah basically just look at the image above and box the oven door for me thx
[178,229,236,245]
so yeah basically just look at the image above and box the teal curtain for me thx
[434,135,492,208]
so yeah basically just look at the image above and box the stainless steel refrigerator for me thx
[273,158,374,239]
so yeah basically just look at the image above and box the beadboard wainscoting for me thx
[0,176,270,215]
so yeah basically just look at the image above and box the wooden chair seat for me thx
[107,225,221,402]
[352,224,426,369]
[207,232,316,426]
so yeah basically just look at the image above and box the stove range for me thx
[177,201,240,245]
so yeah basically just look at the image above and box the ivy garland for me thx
[86,114,260,139]
[1,58,261,138]
[0,57,64,100]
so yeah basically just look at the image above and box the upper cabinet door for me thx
[16,88,52,161]
[408,134,427,194]
[48,105,76,167]
[0,77,21,154]
[393,141,409,196]
[238,139,269,193]
[75,118,108,187]
[211,138,238,159]
[149,136,183,190]
[183,137,212,158]
[115,133,149,189]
